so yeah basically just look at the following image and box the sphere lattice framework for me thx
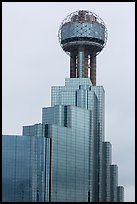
[58,10,108,85]
[58,10,108,56]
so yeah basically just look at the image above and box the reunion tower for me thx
[58,10,108,85]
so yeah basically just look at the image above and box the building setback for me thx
[117,186,124,202]
[2,10,124,202]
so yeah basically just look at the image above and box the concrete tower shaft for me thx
[69,46,97,85]
[58,10,107,85]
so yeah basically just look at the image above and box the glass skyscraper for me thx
[2,10,124,202]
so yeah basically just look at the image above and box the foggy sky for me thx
[2,2,135,202]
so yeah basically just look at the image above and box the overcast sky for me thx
[2,2,135,202]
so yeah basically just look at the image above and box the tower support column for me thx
[90,56,96,85]
[70,52,76,78]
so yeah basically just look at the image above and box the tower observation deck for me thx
[58,10,108,85]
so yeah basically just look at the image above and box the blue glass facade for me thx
[43,105,90,202]
[102,142,112,202]
[49,78,105,202]
[110,164,118,202]
[117,186,124,202]
[2,77,124,202]
[2,135,50,202]
[23,123,45,137]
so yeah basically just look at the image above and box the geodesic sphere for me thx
[58,10,108,56]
